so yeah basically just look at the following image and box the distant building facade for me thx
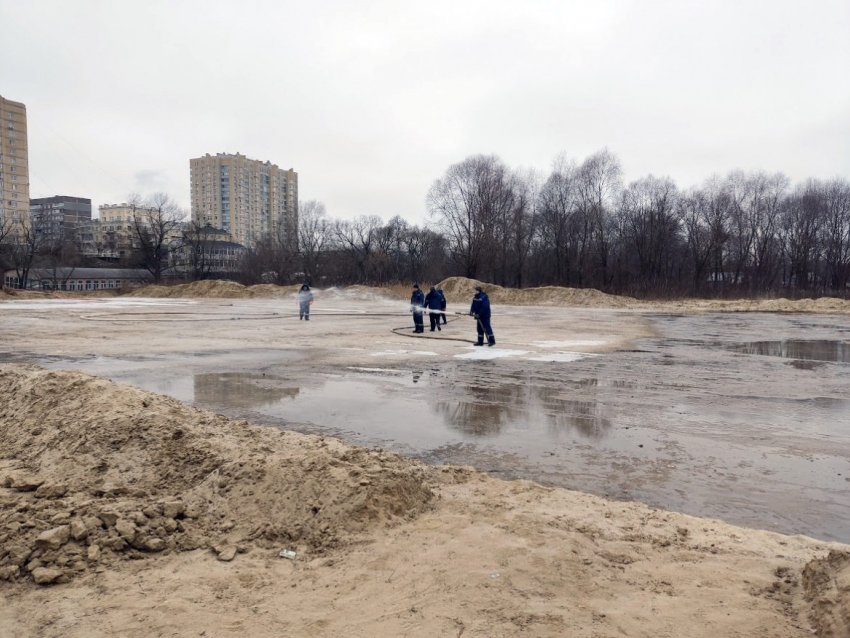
[169,225,246,278]
[30,196,92,246]
[0,96,29,232]
[77,203,182,259]
[189,152,297,248]
[3,267,152,291]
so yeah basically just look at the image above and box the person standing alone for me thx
[424,286,443,332]
[410,283,425,333]
[469,285,495,346]
[297,283,313,320]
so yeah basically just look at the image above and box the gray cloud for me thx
[2,0,848,221]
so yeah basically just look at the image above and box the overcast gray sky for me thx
[2,0,848,221]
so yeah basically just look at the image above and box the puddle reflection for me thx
[730,340,850,363]
[190,369,612,441]
[194,373,299,408]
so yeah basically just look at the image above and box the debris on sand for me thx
[0,364,433,585]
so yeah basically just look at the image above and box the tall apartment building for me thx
[190,153,297,248]
[30,195,92,246]
[0,96,30,232]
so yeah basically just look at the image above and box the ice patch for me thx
[371,350,438,357]
[455,348,530,360]
[532,340,607,348]
[526,352,598,363]
[0,298,196,311]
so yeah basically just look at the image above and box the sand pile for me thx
[0,364,433,585]
[803,550,850,638]
[670,296,850,315]
[125,280,300,299]
[437,277,635,308]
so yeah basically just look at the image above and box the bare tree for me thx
[780,180,825,289]
[427,154,515,279]
[128,192,185,283]
[0,211,14,247]
[43,240,83,290]
[617,175,682,292]
[8,214,49,289]
[297,200,331,284]
[677,177,730,294]
[576,148,622,287]
[180,221,230,281]
[537,154,581,285]
[820,178,850,292]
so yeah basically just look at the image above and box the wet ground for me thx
[1,298,849,542]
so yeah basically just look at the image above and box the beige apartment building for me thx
[77,203,181,259]
[0,96,30,232]
[190,153,297,248]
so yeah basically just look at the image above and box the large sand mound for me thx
[436,277,850,314]
[437,277,636,307]
[0,364,432,585]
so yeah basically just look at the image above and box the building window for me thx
[85,280,92,290]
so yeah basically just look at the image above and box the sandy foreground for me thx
[0,363,848,638]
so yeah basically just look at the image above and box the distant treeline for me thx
[6,150,846,298]
[240,149,850,298]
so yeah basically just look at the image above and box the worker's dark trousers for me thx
[299,303,310,320]
[476,317,495,345]
[429,313,440,331]
[413,311,424,332]
[441,308,447,324]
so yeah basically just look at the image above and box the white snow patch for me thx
[455,348,530,360]
[532,340,607,348]
[371,350,437,357]
[0,298,196,311]
[526,352,598,363]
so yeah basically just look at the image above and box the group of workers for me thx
[410,283,496,347]
[295,281,496,346]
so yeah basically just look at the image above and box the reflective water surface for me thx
[730,339,850,363]
[14,312,850,543]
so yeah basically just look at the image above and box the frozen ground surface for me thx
[2,292,849,542]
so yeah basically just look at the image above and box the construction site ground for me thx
[1,281,849,637]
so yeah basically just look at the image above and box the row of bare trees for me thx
[241,150,849,297]
[237,200,447,286]
[421,150,850,296]
[5,154,848,297]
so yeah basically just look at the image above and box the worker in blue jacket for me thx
[410,283,425,333]
[469,285,495,346]
[424,286,444,332]
[437,288,448,325]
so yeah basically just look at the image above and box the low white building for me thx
[3,267,152,291]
